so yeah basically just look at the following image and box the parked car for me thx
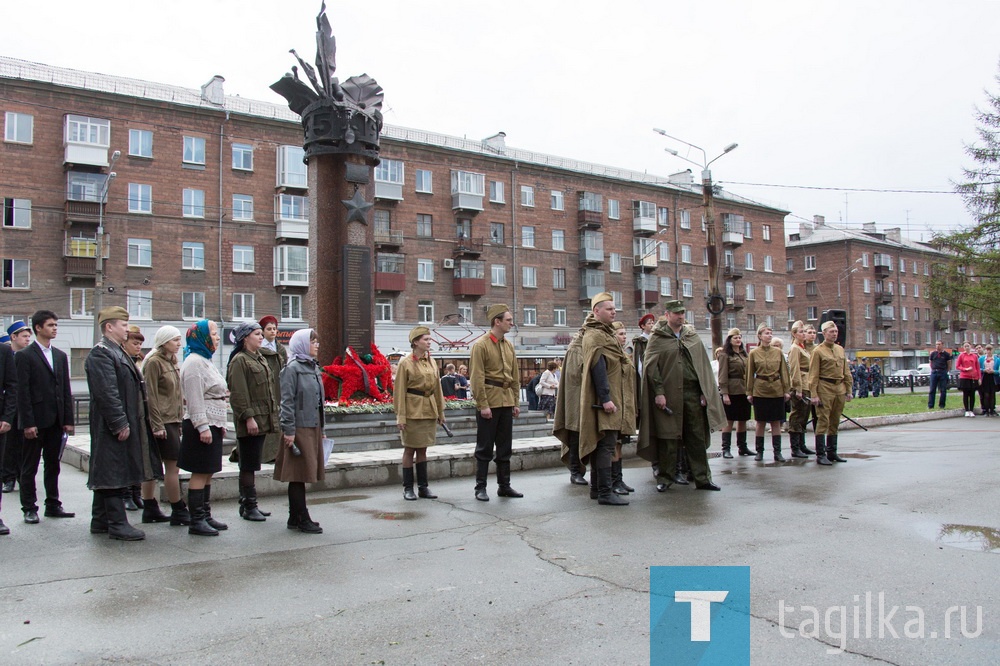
[916,363,931,376]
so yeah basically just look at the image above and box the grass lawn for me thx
[839,391,941,418]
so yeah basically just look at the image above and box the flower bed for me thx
[324,398,477,416]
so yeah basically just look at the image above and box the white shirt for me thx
[36,340,54,370]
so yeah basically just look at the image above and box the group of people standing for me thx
[850,359,884,398]
[925,339,998,416]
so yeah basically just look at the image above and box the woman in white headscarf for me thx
[275,329,326,533]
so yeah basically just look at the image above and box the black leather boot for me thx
[611,460,632,494]
[141,498,171,523]
[416,462,437,499]
[597,467,629,505]
[169,500,191,526]
[798,431,815,455]
[90,491,109,534]
[106,491,145,541]
[496,462,523,498]
[241,486,267,521]
[590,461,599,500]
[788,432,806,458]
[815,435,832,466]
[674,448,690,485]
[131,485,144,510]
[187,489,218,536]
[203,485,228,530]
[772,435,785,462]
[122,487,138,512]
[721,431,733,459]
[296,508,323,534]
[827,434,847,463]
[754,436,765,461]
[474,460,490,501]
[402,467,417,501]
[736,431,752,456]
[569,437,588,485]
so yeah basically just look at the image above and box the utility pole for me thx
[93,150,120,345]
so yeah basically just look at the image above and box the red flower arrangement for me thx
[322,344,394,405]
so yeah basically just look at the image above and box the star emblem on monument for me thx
[341,188,373,224]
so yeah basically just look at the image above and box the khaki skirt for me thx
[273,426,326,484]
[400,418,437,449]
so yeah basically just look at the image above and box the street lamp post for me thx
[93,150,120,345]
[653,129,737,351]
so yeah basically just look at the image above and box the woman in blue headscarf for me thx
[177,320,230,536]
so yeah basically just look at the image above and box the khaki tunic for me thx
[393,352,446,448]
[226,350,280,438]
[787,343,811,394]
[717,351,748,396]
[142,350,183,432]
[746,345,790,398]
[577,321,634,462]
[469,333,519,409]
[808,341,852,434]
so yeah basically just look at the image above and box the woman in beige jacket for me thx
[746,324,790,462]
[393,326,446,501]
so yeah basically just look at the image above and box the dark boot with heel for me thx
[240,485,267,521]
[169,500,191,526]
[597,467,628,506]
[402,467,417,501]
[203,485,227,531]
[611,460,633,494]
[815,435,833,466]
[106,491,145,541]
[721,432,733,459]
[754,436,765,462]
[187,489,218,536]
[772,435,786,462]
[141,498,171,523]
[416,462,437,499]
[736,431,752,456]
[827,434,847,463]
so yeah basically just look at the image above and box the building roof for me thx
[787,219,943,256]
[0,56,785,213]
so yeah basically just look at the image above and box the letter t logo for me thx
[675,591,730,641]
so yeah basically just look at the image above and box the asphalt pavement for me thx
[1,415,998,665]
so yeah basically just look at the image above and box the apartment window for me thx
[273,246,308,286]
[183,136,206,165]
[785,310,793,326]
[744,253,754,270]
[183,189,205,218]
[746,314,757,330]
[128,129,152,157]
[658,206,669,227]
[903,330,910,345]
[679,210,691,230]
[281,294,303,322]
[70,288,93,317]
[374,159,404,184]
[230,293,254,321]
[550,190,564,211]
[807,306,818,321]
[914,284,920,298]
[899,258,906,273]
[806,281,817,297]
[912,261,918,275]
[375,298,393,322]
[127,238,152,267]
[417,214,433,238]
[764,255,773,272]
[489,180,504,203]
[128,184,152,214]
[4,112,33,144]
[554,308,567,327]
[746,283,756,301]
[765,285,774,302]
[232,143,254,171]
[680,244,692,264]
[182,292,205,320]
[182,242,205,270]
[787,258,794,272]
[451,171,485,195]
[682,279,693,298]
[489,222,504,244]
[805,255,816,270]
[521,226,535,247]
[277,145,307,187]
[659,242,670,262]
[901,283,907,297]
[418,300,434,324]
[914,308,920,322]
[703,248,709,266]
[787,283,795,298]
[553,268,566,290]
[877,330,886,345]
[924,262,930,276]
[491,264,506,286]
[458,303,474,325]
[520,185,535,207]
[232,194,253,221]
[456,218,471,240]
[611,291,623,309]
[3,198,31,228]
[902,306,908,321]
[417,259,434,282]
[67,172,106,202]
[866,329,874,345]
[233,245,255,273]
[608,199,620,220]
[415,169,433,193]
[374,209,391,235]
[68,230,99,259]
[66,115,110,146]
[522,266,537,288]
[523,306,537,326]
[762,224,771,241]
[660,277,672,296]
[125,290,152,320]
[863,278,871,294]
[1,259,29,289]
[609,253,622,273]
[862,253,870,268]
[743,220,753,238]
[552,229,565,251]
[278,194,308,221]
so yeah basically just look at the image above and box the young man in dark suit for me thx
[16,310,75,523]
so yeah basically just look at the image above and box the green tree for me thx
[930,63,1000,329]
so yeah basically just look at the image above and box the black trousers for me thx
[592,429,617,471]
[20,425,64,513]
[474,407,514,464]
[1,428,22,484]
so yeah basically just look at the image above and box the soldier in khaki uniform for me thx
[746,324,791,462]
[394,326,446,501]
[553,314,594,486]
[469,304,521,501]
[808,320,853,465]
[786,321,816,459]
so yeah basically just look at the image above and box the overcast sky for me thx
[5,0,999,241]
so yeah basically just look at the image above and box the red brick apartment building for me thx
[785,216,996,371]
[0,57,787,383]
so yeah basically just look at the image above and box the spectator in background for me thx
[956,341,981,417]
[525,369,542,411]
[538,361,559,420]
[927,340,953,409]
[440,363,459,399]
[456,365,470,399]
[980,346,998,417]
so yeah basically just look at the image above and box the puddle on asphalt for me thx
[938,524,1000,554]
[310,494,370,505]
[356,508,421,520]
[840,452,879,460]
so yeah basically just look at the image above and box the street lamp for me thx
[837,257,864,303]
[653,128,738,351]
[93,150,120,345]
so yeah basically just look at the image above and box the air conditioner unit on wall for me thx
[442,258,455,269]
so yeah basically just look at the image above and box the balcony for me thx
[953,319,968,331]
[874,262,890,278]
[275,217,309,240]
[374,181,403,202]
[722,215,744,246]
[577,209,603,229]
[579,231,604,264]
[877,291,893,305]
[453,236,484,258]
[64,200,101,224]
[633,215,656,234]
[727,295,746,310]
[374,230,404,249]
[374,253,405,292]
[933,319,951,331]
[633,253,657,270]
[635,274,659,306]
[453,277,487,297]
[64,256,95,280]
[65,144,109,168]
[452,193,484,213]
[875,315,893,329]
[722,229,744,246]
[723,264,744,280]
[579,284,606,302]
